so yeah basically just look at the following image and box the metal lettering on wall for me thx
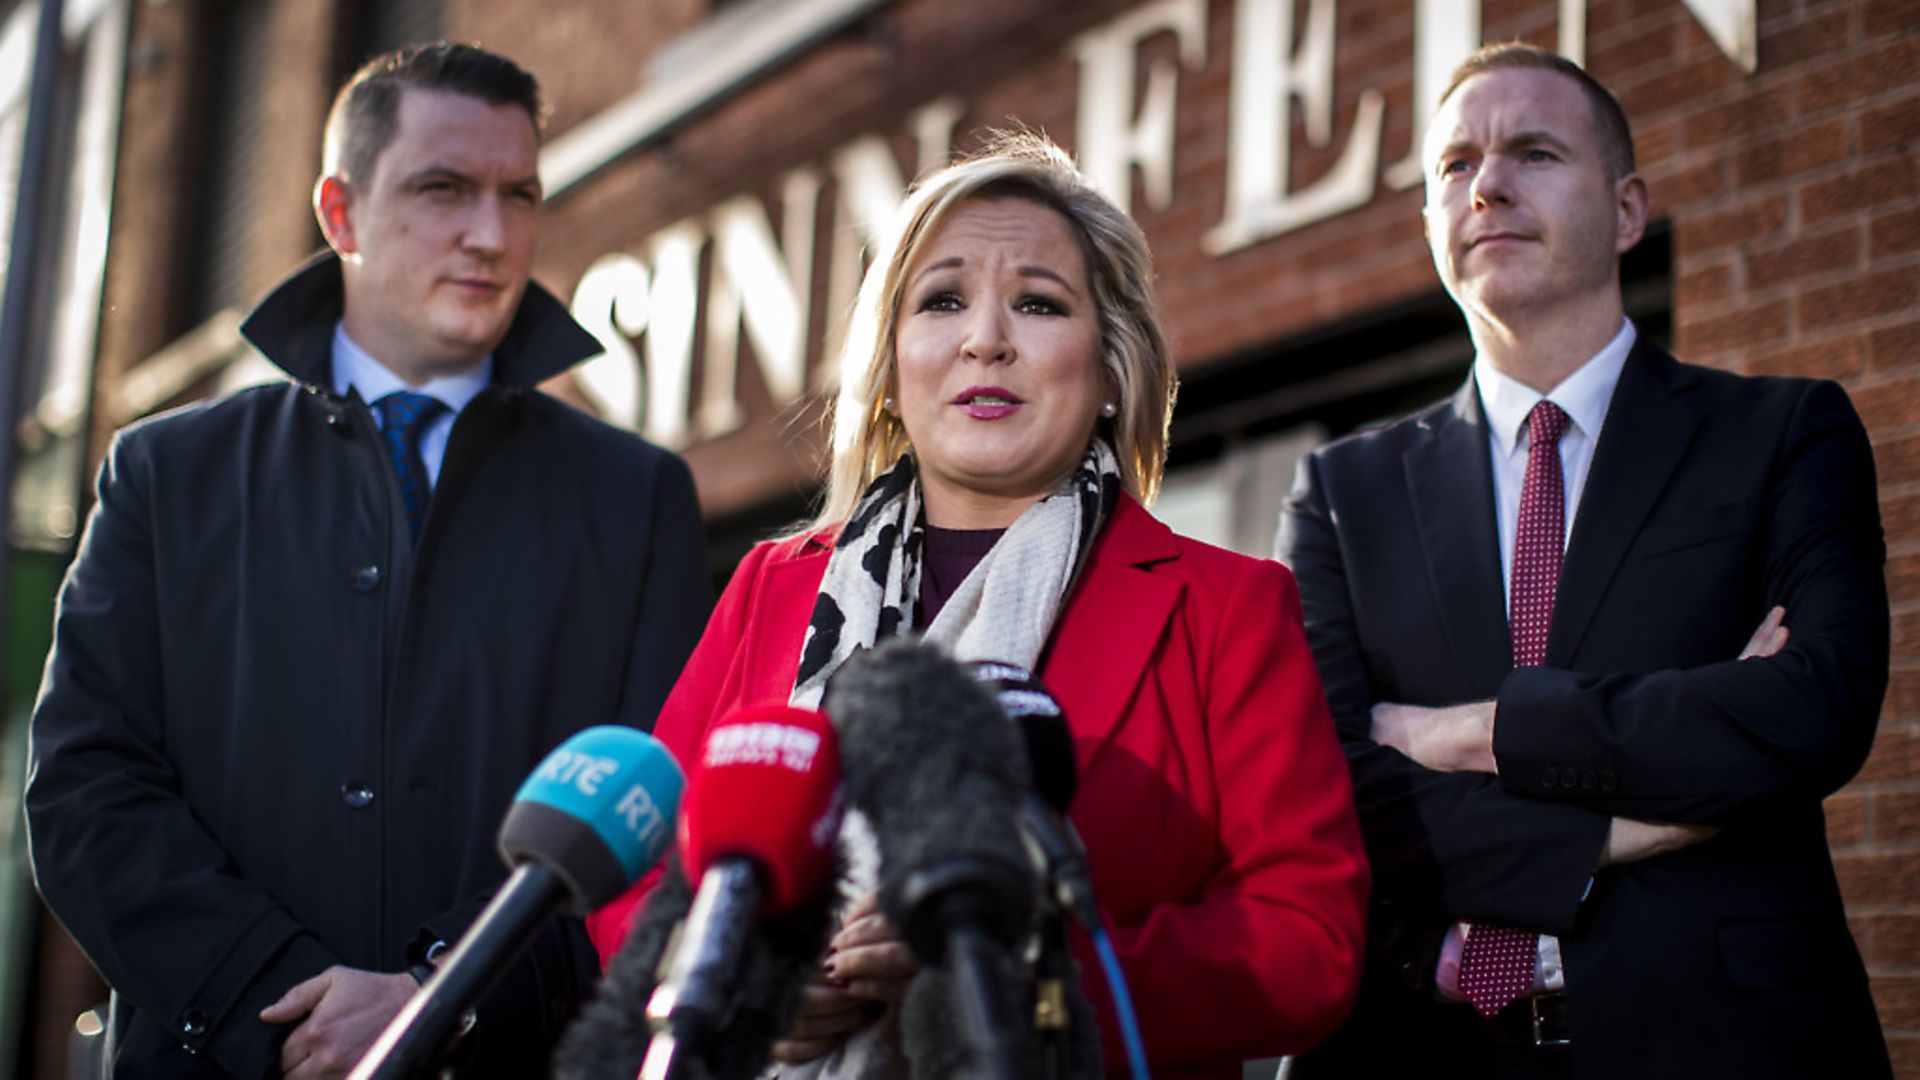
[569,0,1756,449]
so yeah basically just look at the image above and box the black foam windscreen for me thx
[824,640,1035,956]
[550,855,838,1080]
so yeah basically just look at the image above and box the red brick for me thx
[1859,728,1920,784]
[1894,615,1920,662]
[1870,320,1920,374]
[1653,157,1728,209]
[1799,266,1920,332]
[1865,913,1920,967]
[1866,0,1920,39]
[1756,5,1855,69]
[1635,119,1679,168]
[1746,224,1863,290]
[1863,94,1920,156]
[1681,82,1794,150]
[1888,1034,1920,1076]
[1873,495,1920,545]
[1874,204,1920,261]
[1879,790,1920,843]
[1618,55,1739,122]
[1749,333,1866,380]
[1873,973,1920,1029]
[1889,550,1920,606]
[1680,299,1791,354]
[1801,154,1920,226]
[1829,790,1867,848]
[1857,374,1920,437]
[1680,193,1791,255]
[1836,850,1920,906]
[1800,39,1920,115]
[1676,261,1734,308]
[1736,118,1852,188]
[1887,668,1920,724]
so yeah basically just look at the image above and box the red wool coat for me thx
[589,495,1369,1076]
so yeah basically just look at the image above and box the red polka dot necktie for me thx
[373,391,447,537]
[1460,398,1569,1018]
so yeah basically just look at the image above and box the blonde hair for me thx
[809,132,1176,531]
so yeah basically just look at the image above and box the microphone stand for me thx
[900,859,1029,1080]
[1030,912,1075,1080]
[642,861,761,1080]
[353,863,560,1080]
[946,925,1025,1080]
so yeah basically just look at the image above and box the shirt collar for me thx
[1475,318,1636,453]
[330,323,494,415]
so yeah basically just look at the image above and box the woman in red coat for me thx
[588,134,1367,1078]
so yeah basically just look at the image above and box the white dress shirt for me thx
[1436,318,1636,1001]
[331,324,493,489]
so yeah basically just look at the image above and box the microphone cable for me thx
[1089,923,1151,1080]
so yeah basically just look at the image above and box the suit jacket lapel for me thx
[1405,378,1514,695]
[1042,496,1181,757]
[1549,341,1701,666]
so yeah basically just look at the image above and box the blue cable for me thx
[1090,925,1151,1080]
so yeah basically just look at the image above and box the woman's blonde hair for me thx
[808,131,1176,531]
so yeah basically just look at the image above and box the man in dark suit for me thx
[26,44,711,1078]
[1277,44,1890,1079]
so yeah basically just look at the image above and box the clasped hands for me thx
[772,889,921,1063]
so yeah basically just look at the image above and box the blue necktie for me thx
[372,392,447,537]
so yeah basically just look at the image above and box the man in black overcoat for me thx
[1278,44,1890,1079]
[25,43,712,1078]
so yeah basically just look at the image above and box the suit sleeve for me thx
[613,450,715,732]
[1278,452,1609,932]
[1085,561,1370,1064]
[1493,379,1888,821]
[25,431,339,1079]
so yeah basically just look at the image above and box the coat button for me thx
[326,411,351,435]
[350,565,381,592]
[1580,770,1598,790]
[1399,960,1427,989]
[1599,771,1618,792]
[341,782,375,809]
[1560,768,1580,789]
[180,1010,207,1037]
[1541,766,1559,789]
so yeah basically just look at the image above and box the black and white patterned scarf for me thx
[768,440,1120,1079]
[792,438,1121,708]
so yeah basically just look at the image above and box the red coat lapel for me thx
[1042,496,1184,757]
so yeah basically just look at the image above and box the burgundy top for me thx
[916,525,1004,627]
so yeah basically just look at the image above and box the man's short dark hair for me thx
[1437,42,1637,179]
[322,42,544,186]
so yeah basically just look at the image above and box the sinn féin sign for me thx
[562,0,1756,449]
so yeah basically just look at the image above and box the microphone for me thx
[351,726,684,1080]
[826,640,1040,1080]
[641,704,843,1079]
[553,705,844,1080]
[967,662,1101,931]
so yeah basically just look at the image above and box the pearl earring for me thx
[883,396,896,413]
[1100,400,1118,418]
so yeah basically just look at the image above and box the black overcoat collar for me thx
[237,252,602,391]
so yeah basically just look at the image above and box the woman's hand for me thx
[825,890,920,1002]
[769,891,922,1063]
[770,978,875,1063]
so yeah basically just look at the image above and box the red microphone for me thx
[643,705,843,1077]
